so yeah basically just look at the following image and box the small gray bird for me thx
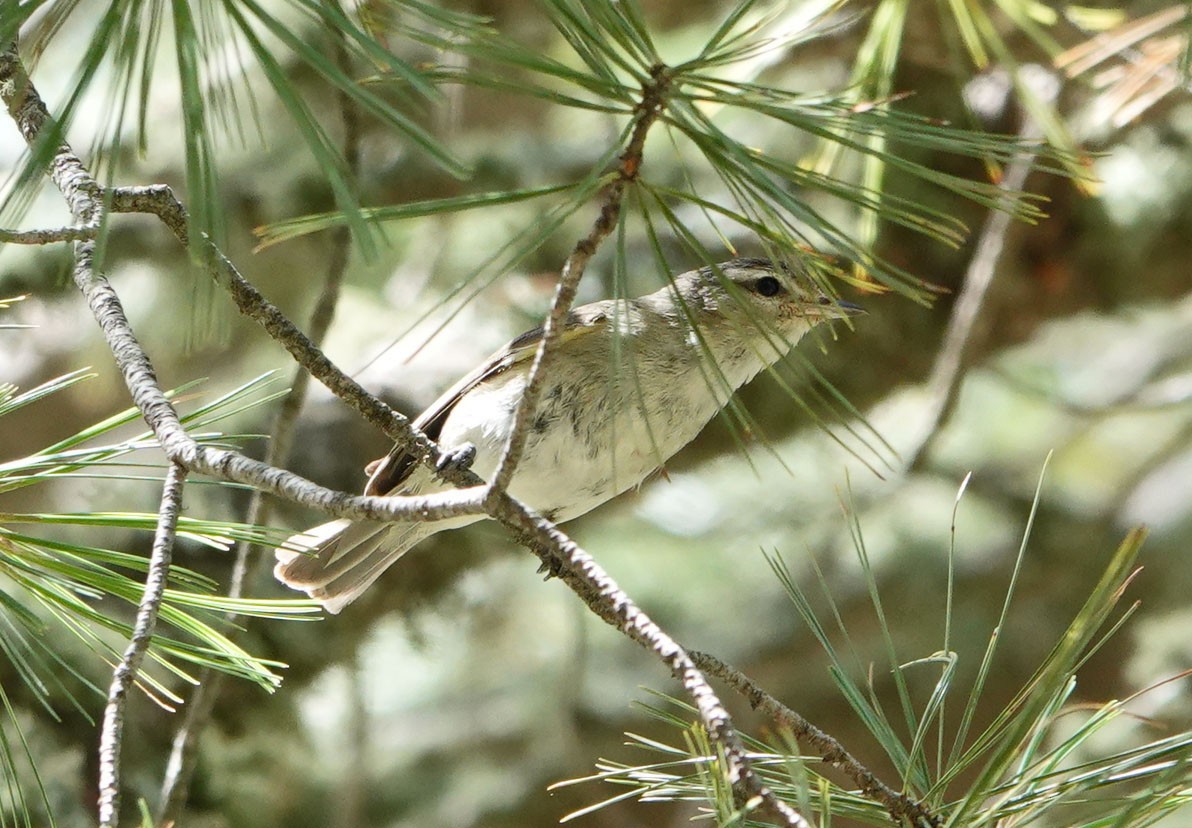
[275,257,862,613]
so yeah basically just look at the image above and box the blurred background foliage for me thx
[1,0,1191,826]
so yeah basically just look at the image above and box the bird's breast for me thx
[433,324,782,521]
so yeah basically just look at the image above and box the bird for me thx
[275,257,863,613]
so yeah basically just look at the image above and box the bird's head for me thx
[676,257,863,331]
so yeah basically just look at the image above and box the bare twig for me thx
[0,49,490,514]
[1,43,100,223]
[905,69,1059,472]
[690,650,939,827]
[0,224,97,243]
[482,65,808,823]
[507,563,934,824]
[97,462,187,828]
[156,43,362,823]
[487,63,671,496]
[480,64,810,823]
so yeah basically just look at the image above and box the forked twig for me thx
[691,650,939,827]
[0,224,98,243]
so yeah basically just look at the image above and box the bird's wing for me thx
[364,305,609,496]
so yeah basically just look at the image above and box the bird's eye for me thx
[817,296,833,306]
[755,276,782,297]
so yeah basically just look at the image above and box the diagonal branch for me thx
[108,187,427,447]
[487,63,672,496]
[1,42,101,223]
[490,489,810,828]
[97,462,187,828]
[905,69,1058,473]
[534,560,938,825]
[106,183,489,498]
[0,46,484,521]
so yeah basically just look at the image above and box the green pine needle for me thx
[557,470,1189,828]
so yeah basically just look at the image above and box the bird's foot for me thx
[436,443,477,477]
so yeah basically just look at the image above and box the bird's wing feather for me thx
[364,306,608,496]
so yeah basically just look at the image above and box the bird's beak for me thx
[836,300,865,316]
[807,299,865,318]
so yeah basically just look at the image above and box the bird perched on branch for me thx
[275,257,863,613]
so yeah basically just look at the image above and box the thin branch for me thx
[0,224,98,243]
[487,63,672,496]
[491,490,808,828]
[108,187,408,435]
[480,65,807,824]
[480,62,808,824]
[79,248,485,517]
[905,69,1058,472]
[106,184,479,493]
[690,650,940,828]
[0,43,101,223]
[156,42,362,824]
[97,462,187,828]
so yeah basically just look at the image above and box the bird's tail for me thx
[274,519,439,614]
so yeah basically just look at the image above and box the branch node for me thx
[690,651,941,828]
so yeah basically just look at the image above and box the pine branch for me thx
[2,39,813,828]
[0,47,483,514]
[905,67,1059,472]
[490,488,811,828]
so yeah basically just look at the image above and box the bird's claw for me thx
[536,555,568,581]
[436,443,476,476]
